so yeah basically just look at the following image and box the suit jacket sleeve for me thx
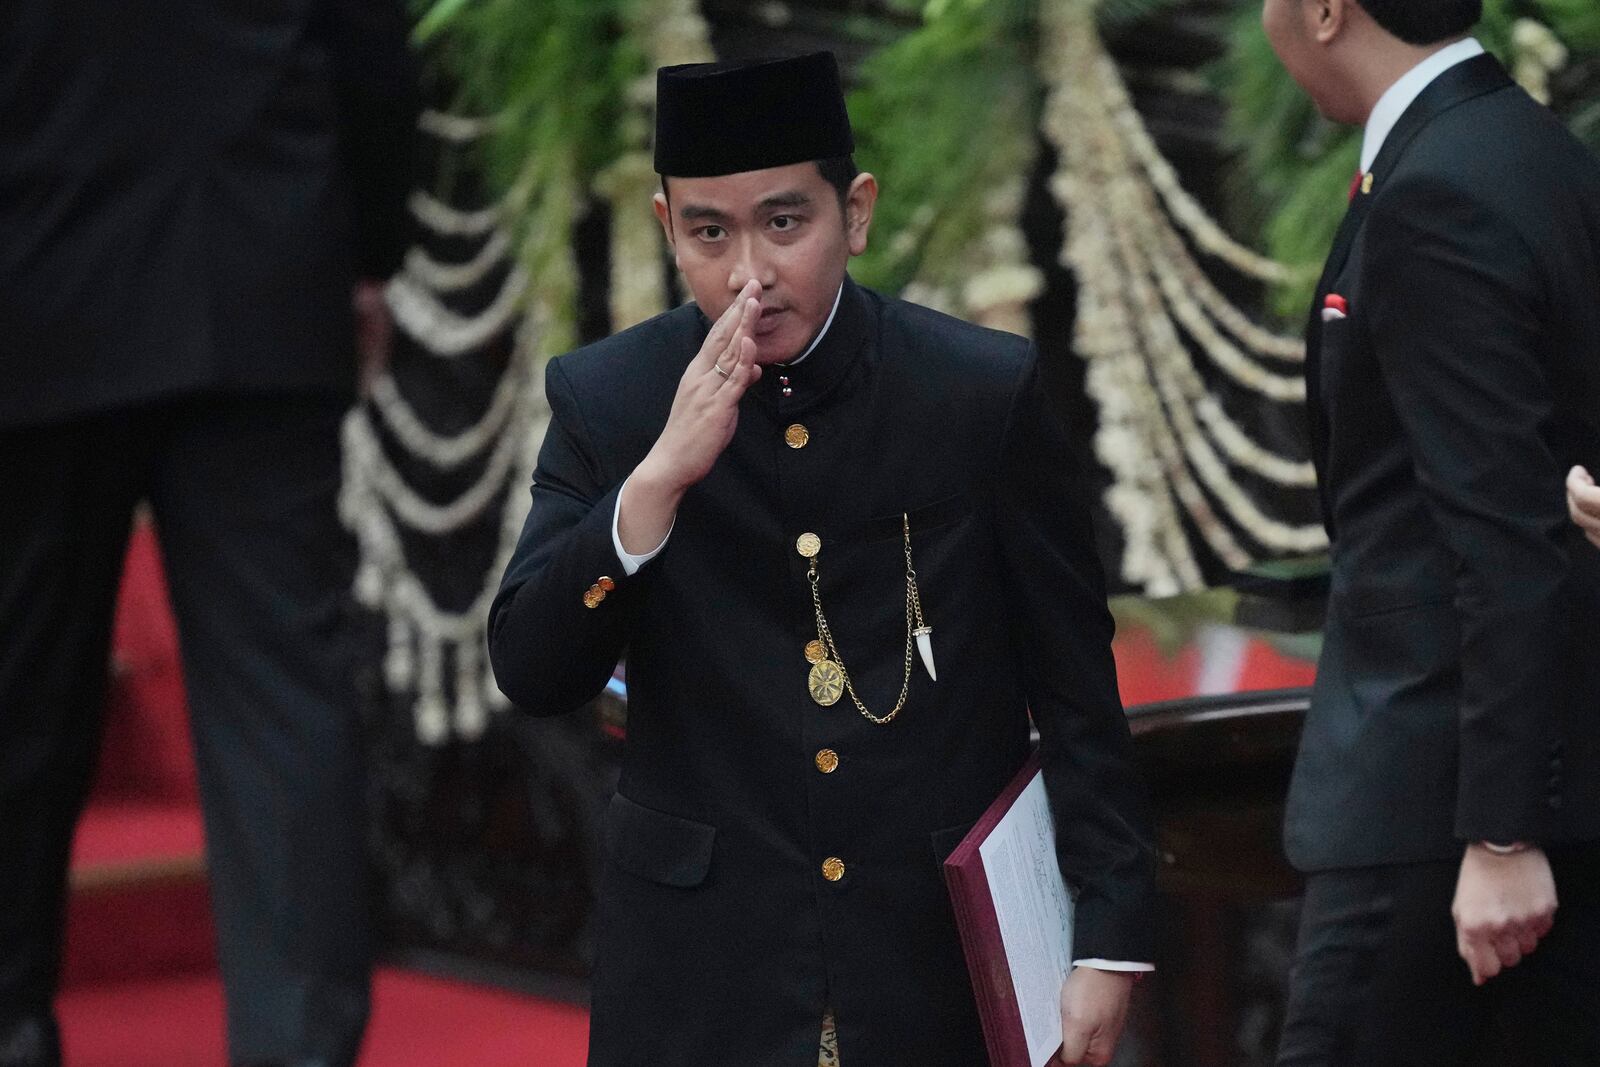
[1364,174,1572,844]
[990,349,1158,963]
[326,0,420,278]
[488,357,658,716]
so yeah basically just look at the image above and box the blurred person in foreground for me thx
[0,2,418,1065]
[489,53,1156,1067]
[1262,0,1600,1063]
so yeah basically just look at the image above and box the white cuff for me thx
[612,476,673,576]
[1072,959,1155,973]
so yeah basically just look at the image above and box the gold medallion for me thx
[808,659,844,706]
[796,532,822,558]
[804,639,827,664]
[785,424,810,449]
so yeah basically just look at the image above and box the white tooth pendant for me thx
[913,625,937,682]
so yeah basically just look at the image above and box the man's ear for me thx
[844,172,878,258]
[1312,0,1347,45]
[652,191,677,255]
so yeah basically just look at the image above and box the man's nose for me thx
[727,236,775,294]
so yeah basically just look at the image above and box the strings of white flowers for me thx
[403,228,513,293]
[340,328,546,745]
[1042,0,1327,594]
[407,189,501,238]
[342,107,562,744]
[344,6,707,744]
[1085,39,1310,377]
[1511,18,1569,106]
[1103,57,1304,290]
[386,261,531,358]
[418,109,500,144]
[902,176,1046,340]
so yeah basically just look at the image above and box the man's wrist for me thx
[633,452,693,502]
[617,457,687,559]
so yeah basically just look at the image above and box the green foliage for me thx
[1217,0,1600,318]
[848,0,1191,295]
[847,0,1041,294]
[415,0,643,191]
[1535,0,1600,50]
[410,0,647,317]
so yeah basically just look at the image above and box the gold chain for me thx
[807,514,926,725]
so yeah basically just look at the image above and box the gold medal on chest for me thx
[808,659,844,706]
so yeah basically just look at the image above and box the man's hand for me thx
[617,280,763,554]
[1452,843,1558,986]
[1055,966,1135,1067]
[1568,465,1600,550]
[353,278,393,394]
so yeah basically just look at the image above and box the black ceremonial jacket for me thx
[1286,55,1600,871]
[490,278,1156,1067]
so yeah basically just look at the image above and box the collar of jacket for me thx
[1312,54,1513,320]
[1363,53,1512,196]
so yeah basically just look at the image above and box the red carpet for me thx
[58,969,591,1067]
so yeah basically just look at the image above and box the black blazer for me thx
[490,279,1157,1066]
[1286,55,1600,872]
[0,0,418,428]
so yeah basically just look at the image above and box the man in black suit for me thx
[1263,1,1600,1062]
[489,54,1156,1067]
[0,3,417,1065]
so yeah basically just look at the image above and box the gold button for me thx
[821,857,845,882]
[796,532,821,558]
[815,749,839,774]
[582,587,605,609]
[785,424,810,449]
[597,576,616,592]
[804,639,826,664]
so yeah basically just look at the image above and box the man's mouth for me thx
[753,307,787,337]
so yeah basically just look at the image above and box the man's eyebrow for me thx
[758,190,812,212]
[677,203,730,222]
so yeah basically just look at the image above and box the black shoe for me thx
[0,1017,60,1067]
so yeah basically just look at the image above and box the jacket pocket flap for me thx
[823,493,976,545]
[606,793,717,888]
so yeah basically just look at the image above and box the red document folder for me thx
[941,752,1050,1067]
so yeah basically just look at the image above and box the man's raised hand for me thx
[617,280,763,555]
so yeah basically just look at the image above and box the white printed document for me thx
[976,771,1076,1067]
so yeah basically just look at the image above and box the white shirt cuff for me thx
[1072,959,1155,972]
[612,476,672,576]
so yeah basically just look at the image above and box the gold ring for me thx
[713,362,733,380]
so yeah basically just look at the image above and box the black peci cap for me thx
[654,52,855,178]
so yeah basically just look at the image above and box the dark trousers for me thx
[1277,845,1600,1067]
[0,393,371,1067]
